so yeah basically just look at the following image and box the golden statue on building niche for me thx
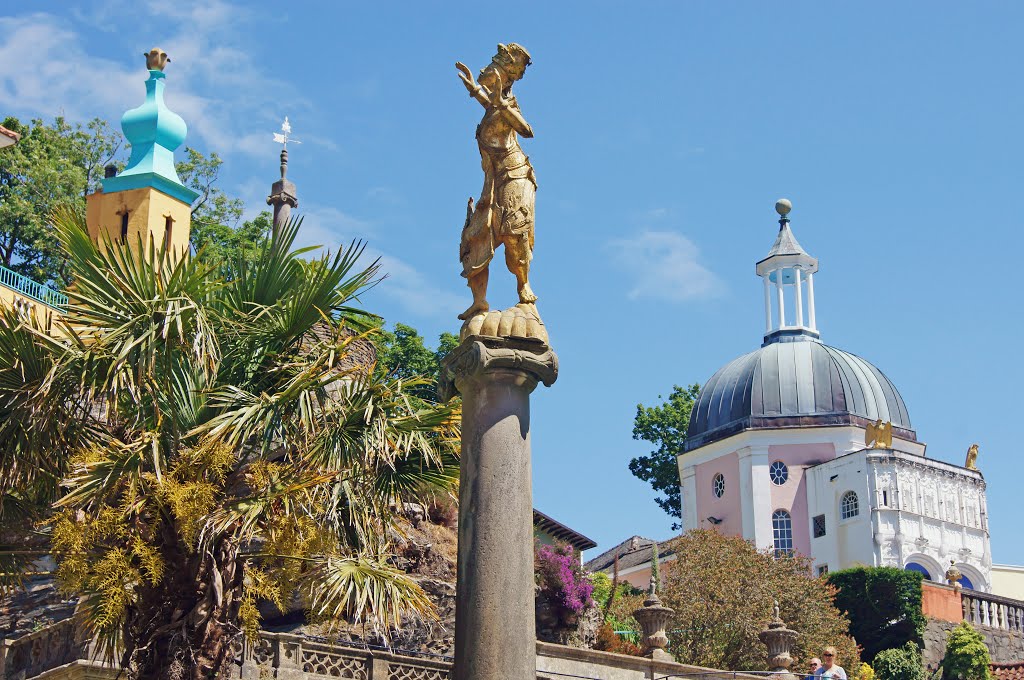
[965,443,979,470]
[865,419,893,449]
[455,43,537,322]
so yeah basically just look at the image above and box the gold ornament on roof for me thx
[455,43,540,332]
[144,47,170,71]
[965,444,979,471]
[865,419,893,449]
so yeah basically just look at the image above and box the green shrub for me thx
[828,567,926,662]
[874,642,924,680]
[942,622,991,680]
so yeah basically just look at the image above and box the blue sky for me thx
[3,1,1024,564]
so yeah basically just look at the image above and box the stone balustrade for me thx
[1,624,771,680]
[962,590,1024,634]
[242,632,452,680]
[0,618,87,679]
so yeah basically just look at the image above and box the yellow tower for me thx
[86,48,197,257]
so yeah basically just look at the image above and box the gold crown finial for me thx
[144,47,170,72]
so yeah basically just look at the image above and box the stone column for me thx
[440,335,557,680]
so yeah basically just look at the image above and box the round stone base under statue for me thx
[459,303,548,344]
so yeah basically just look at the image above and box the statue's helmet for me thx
[481,43,532,86]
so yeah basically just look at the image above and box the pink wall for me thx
[694,452,742,536]
[768,443,836,558]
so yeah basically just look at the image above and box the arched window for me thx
[772,509,793,555]
[840,491,859,519]
[959,575,975,590]
[712,473,725,498]
[905,562,931,580]
[769,461,789,485]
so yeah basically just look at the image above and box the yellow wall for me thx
[86,185,192,258]
[991,565,1024,600]
[0,286,60,332]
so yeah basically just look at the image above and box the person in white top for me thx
[813,647,847,680]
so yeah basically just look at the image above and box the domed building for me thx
[678,200,991,590]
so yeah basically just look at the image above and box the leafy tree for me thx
[874,642,924,680]
[0,116,122,286]
[175,147,256,262]
[661,529,858,672]
[376,322,459,400]
[828,567,926,663]
[630,384,701,529]
[0,209,460,680]
[942,622,991,680]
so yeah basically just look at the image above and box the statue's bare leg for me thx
[505,234,537,304]
[459,269,490,320]
[515,268,536,304]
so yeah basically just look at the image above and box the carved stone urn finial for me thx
[759,601,799,680]
[946,560,963,592]
[632,575,674,662]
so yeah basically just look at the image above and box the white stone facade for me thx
[805,448,990,589]
[679,427,991,590]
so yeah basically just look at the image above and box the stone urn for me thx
[632,577,674,661]
[759,603,798,680]
[945,560,963,593]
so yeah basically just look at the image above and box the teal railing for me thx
[0,264,67,310]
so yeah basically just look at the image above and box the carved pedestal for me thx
[440,335,557,680]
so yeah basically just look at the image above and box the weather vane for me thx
[272,117,301,148]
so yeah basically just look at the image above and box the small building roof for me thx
[533,509,596,552]
[991,663,1024,680]
[584,535,674,574]
[0,124,21,148]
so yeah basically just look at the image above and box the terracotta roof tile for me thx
[992,663,1024,680]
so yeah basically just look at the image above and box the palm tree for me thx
[0,207,459,680]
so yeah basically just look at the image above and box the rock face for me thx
[0,574,76,639]
[535,596,600,649]
[923,616,1024,668]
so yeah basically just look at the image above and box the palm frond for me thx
[303,555,435,633]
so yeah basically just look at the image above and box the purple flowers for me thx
[536,542,594,616]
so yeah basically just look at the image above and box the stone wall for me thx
[924,617,1024,669]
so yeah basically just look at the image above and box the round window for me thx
[770,461,789,485]
[713,473,725,498]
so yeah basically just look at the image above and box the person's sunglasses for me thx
[823,654,834,658]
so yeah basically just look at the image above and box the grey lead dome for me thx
[685,339,914,452]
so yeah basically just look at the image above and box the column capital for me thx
[439,336,558,401]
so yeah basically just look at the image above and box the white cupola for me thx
[755,199,819,346]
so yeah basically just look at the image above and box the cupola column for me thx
[763,276,772,334]
[806,272,817,330]
[776,270,786,328]
[794,269,804,327]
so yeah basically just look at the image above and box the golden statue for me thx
[965,444,979,470]
[865,419,893,449]
[144,47,170,71]
[455,43,537,322]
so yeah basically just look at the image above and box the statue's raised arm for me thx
[456,43,543,341]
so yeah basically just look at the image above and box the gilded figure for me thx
[965,443,979,470]
[455,43,537,321]
[865,419,893,449]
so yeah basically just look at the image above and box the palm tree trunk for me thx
[126,538,244,680]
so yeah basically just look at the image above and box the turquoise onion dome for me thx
[103,53,199,204]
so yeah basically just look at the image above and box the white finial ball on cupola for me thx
[775,198,792,217]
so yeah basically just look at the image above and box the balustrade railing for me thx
[242,632,452,680]
[0,264,67,310]
[963,589,1024,634]
[0,618,87,678]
